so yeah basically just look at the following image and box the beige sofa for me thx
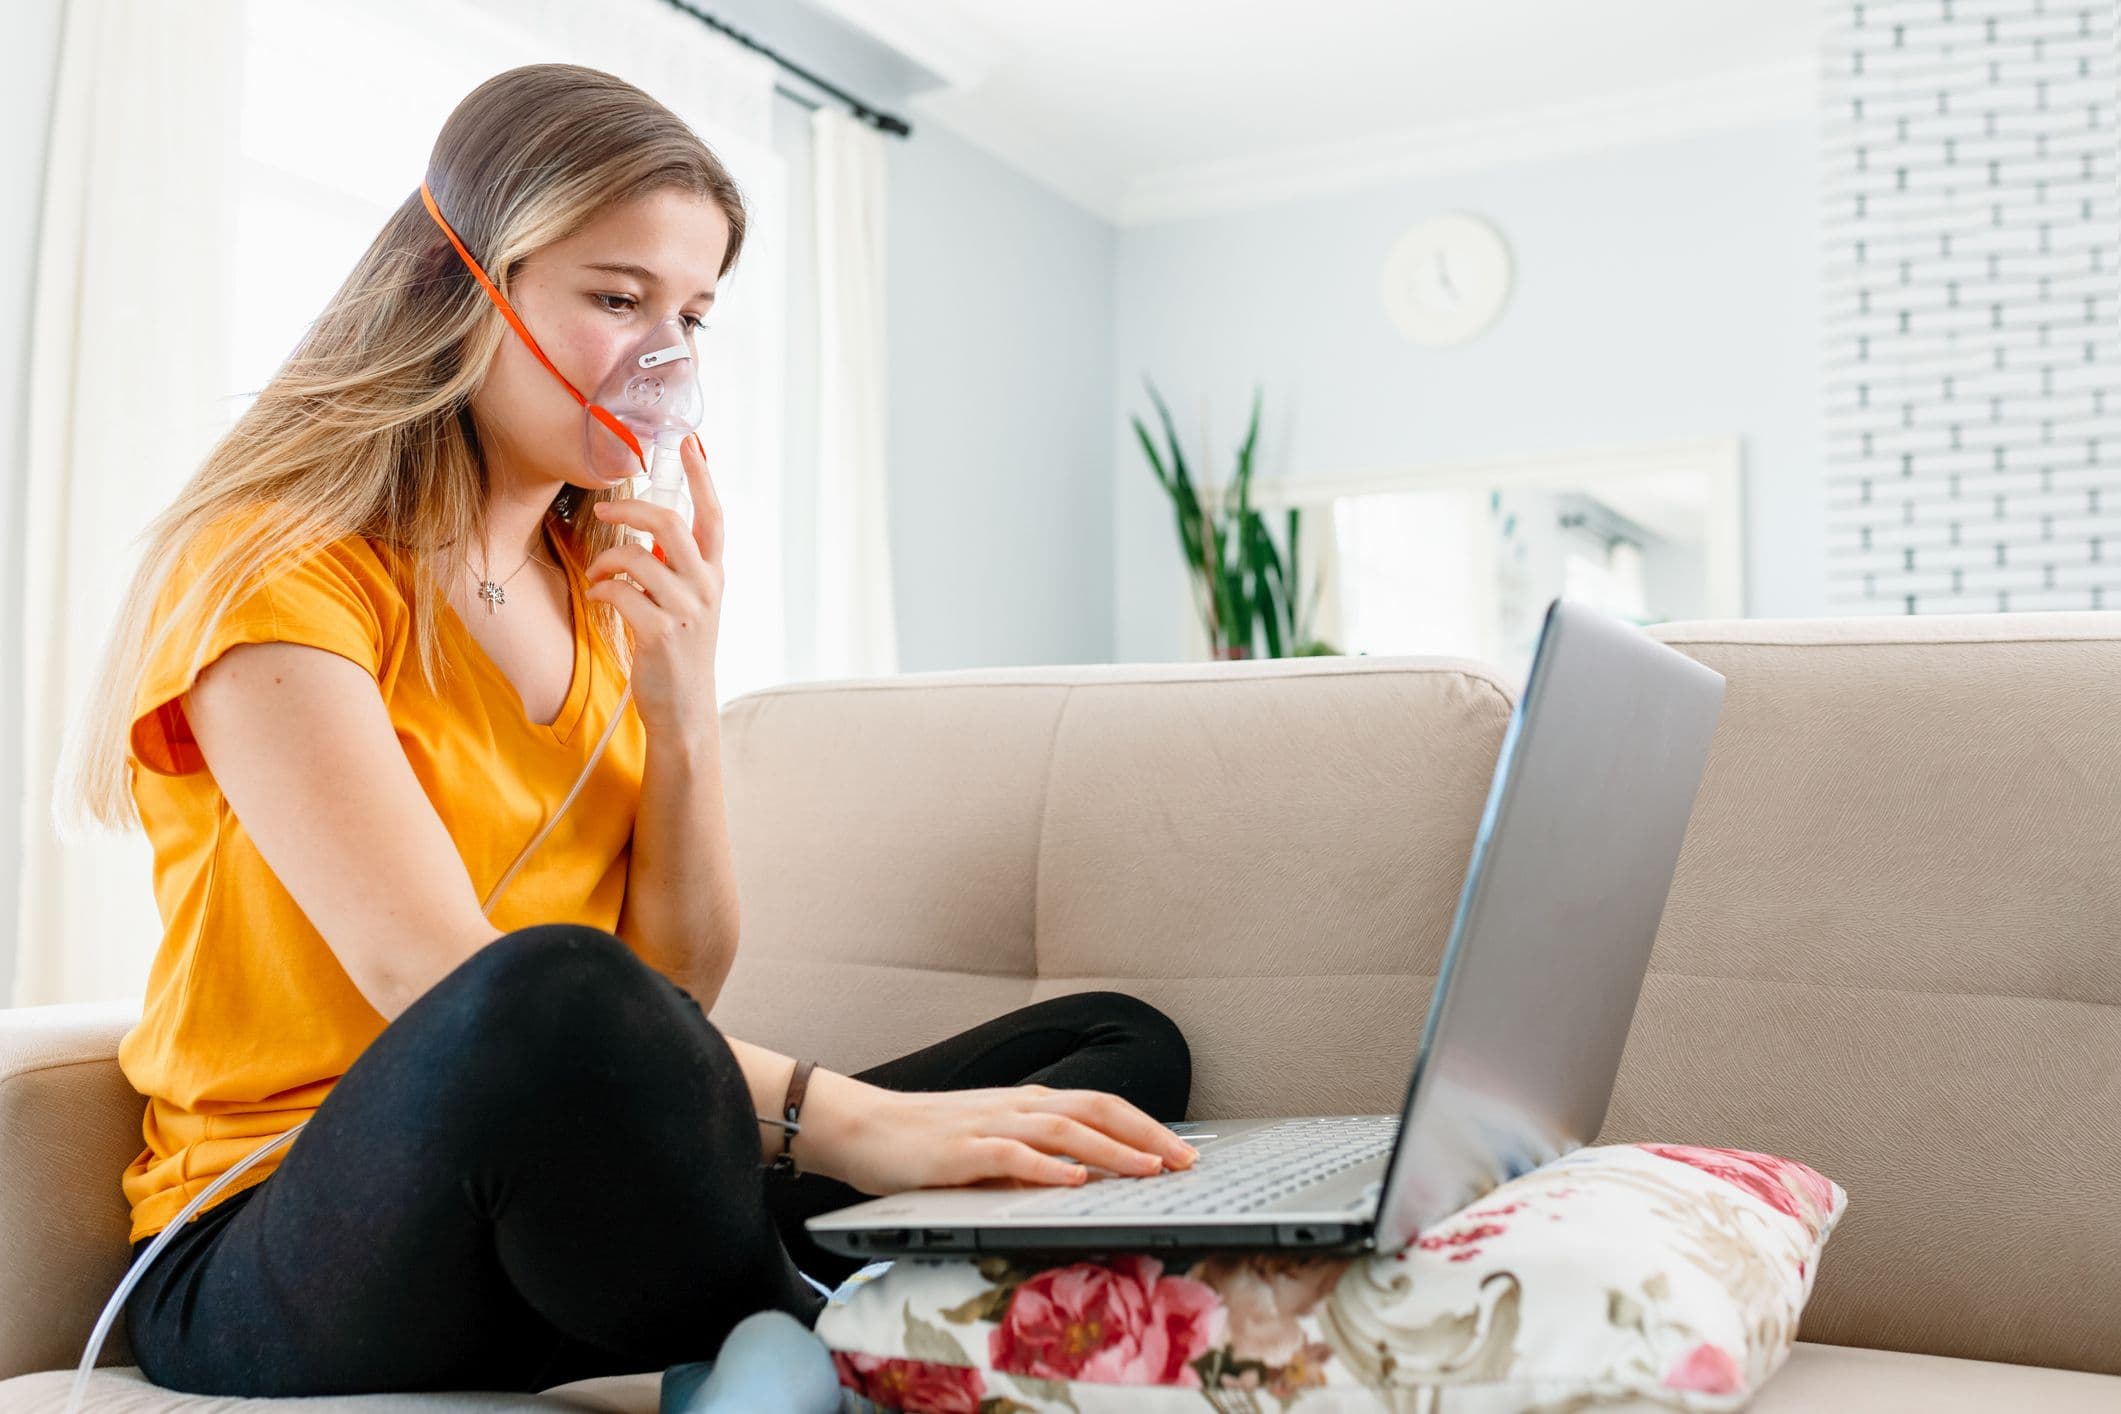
[3,611,2117,1411]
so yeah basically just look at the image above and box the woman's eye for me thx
[595,294,709,333]
[598,294,712,332]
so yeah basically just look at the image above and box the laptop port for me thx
[1278,1223,1349,1247]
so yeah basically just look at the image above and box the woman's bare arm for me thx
[185,640,502,1021]
[612,712,742,1005]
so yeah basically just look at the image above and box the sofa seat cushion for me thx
[1751,1343,2121,1414]
[0,1364,661,1412]
[10,1346,2116,1413]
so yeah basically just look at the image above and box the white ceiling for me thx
[808,0,1821,225]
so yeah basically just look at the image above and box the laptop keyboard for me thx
[1003,1116,1396,1218]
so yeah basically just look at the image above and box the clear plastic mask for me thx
[581,315,705,488]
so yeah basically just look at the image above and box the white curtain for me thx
[14,0,785,1005]
[15,0,245,1007]
[811,108,898,678]
[454,0,778,147]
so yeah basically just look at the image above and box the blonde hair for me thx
[61,62,747,833]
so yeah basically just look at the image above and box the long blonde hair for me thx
[61,62,748,834]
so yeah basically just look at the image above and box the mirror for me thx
[1182,438,1745,689]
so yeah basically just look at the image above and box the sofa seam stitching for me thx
[1657,635,2119,649]
[0,1053,144,1082]
[1645,969,2119,1010]
[1021,970,2116,1007]
[749,959,1037,981]
[723,663,1513,701]
[1028,685,1072,981]
[1462,670,1515,716]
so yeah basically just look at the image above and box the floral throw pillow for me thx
[814,1142,1845,1413]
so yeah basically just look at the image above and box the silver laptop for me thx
[808,598,1727,1260]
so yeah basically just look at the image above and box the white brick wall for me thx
[1824,0,2118,613]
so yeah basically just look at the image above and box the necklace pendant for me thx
[478,580,505,613]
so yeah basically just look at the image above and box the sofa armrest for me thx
[0,1001,144,1379]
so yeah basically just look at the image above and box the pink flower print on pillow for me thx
[830,1351,985,1413]
[1185,1254,1351,1366]
[1638,1144,1839,1239]
[989,1254,1226,1386]
[1664,1341,1746,1395]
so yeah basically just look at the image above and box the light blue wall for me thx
[886,124,1117,670]
[1111,120,1825,663]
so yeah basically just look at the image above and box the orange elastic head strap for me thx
[418,181,646,470]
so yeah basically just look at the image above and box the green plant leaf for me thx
[1146,379,1195,510]
[1286,506,1305,643]
[1146,377,1231,646]
[1250,509,1288,588]
[1131,413,1172,497]
[1245,516,1285,657]
[1231,388,1261,654]
[1137,409,1205,582]
[1208,518,1242,651]
[1139,381,1223,645]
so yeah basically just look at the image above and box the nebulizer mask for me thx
[65,183,706,1411]
[584,315,704,563]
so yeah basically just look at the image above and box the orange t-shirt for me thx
[119,501,646,1243]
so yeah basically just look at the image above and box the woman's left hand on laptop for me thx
[791,1074,1199,1196]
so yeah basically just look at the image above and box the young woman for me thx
[63,62,1194,1399]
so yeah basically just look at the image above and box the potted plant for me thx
[1133,378,1338,659]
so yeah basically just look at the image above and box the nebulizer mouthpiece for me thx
[583,314,704,563]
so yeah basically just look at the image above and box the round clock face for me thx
[1380,213,1514,347]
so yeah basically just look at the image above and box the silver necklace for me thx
[474,539,556,614]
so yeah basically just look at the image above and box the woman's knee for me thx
[478,921,636,974]
[1066,990,1193,1116]
[1074,989,1189,1052]
[330,927,751,1185]
[420,923,710,1063]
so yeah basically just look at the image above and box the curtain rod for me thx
[657,0,914,138]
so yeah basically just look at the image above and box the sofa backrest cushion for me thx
[712,658,1516,1125]
[1614,612,2121,1376]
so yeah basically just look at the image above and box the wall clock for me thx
[1380,212,1514,347]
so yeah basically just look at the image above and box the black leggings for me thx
[121,924,1191,1397]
